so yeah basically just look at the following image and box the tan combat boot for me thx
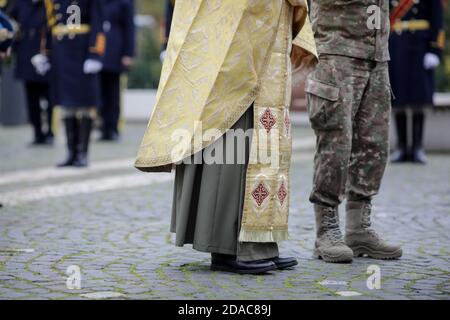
[313,204,354,263]
[345,201,403,260]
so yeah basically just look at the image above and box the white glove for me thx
[424,53,440,70]
[83,59,103,74]
[160,50,166,63]
[31,54,51,76]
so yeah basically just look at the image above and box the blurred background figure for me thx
[43,0,105,167]
[8,0,54,146]
[0,2,13,58]
[99,0,135,142]
[159,0,173,62]
[389,0,445,164]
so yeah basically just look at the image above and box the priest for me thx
[135,0,317,274]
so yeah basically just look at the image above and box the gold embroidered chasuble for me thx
[135,0,317,242]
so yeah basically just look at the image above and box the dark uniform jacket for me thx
[9,0,49,82]
[102,0,135,74]
[310,0,390,62]
[45,0,105,108]
[162,0,174,52]
[389,0,445,107]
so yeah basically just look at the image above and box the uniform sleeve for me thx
[88,0,106,60]
[122,0,135,57]
[428,0,445,57]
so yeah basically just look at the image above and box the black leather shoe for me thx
[29,136,46,146]
[44,134,54,146]
[72,152,88,167]
[391,148,409,163]
[99,131,120,142]
[268,256,298,270]
[57,153,76,167]
[411,148,427,165]
[211,254,277,274]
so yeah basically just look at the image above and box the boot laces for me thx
[322,208,343,243]
[362,203,380,240]
[361,203,372,228]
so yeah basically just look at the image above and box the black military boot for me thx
[411,111,427,165]
[391,111,408,163]
[57,117,78,167]
[73,116,93,167]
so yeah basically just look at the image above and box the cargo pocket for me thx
[305,78,341,131]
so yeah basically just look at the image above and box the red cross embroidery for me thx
[284,113,291,136]
[252,182,270,207]
[277,181,287,206]
[260,108,276,133]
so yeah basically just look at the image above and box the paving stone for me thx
[0,124,449,299]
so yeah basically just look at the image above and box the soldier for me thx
[9,0,54,146]
[306,0,402,263]
[389,0,445,164]
[99,0,135,141]
[41,0,105,167]
[0,3,13,58]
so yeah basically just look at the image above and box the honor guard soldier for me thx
[42,0,105,167]
[389,0,445,164]
[0,2,13,58]
[99,0,135,141]
[9,0,54,145]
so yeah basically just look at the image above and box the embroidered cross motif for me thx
[278,181,287,206]
[260,108,276,133]
[252,182,270,207]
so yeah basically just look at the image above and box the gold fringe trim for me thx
[238,229,289,243]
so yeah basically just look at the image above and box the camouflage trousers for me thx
[306,55,392,207]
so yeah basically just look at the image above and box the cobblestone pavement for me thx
[0,123,449,300]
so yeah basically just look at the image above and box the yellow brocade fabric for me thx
[135,0,317,242]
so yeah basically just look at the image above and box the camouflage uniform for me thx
[307,0,392,207]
